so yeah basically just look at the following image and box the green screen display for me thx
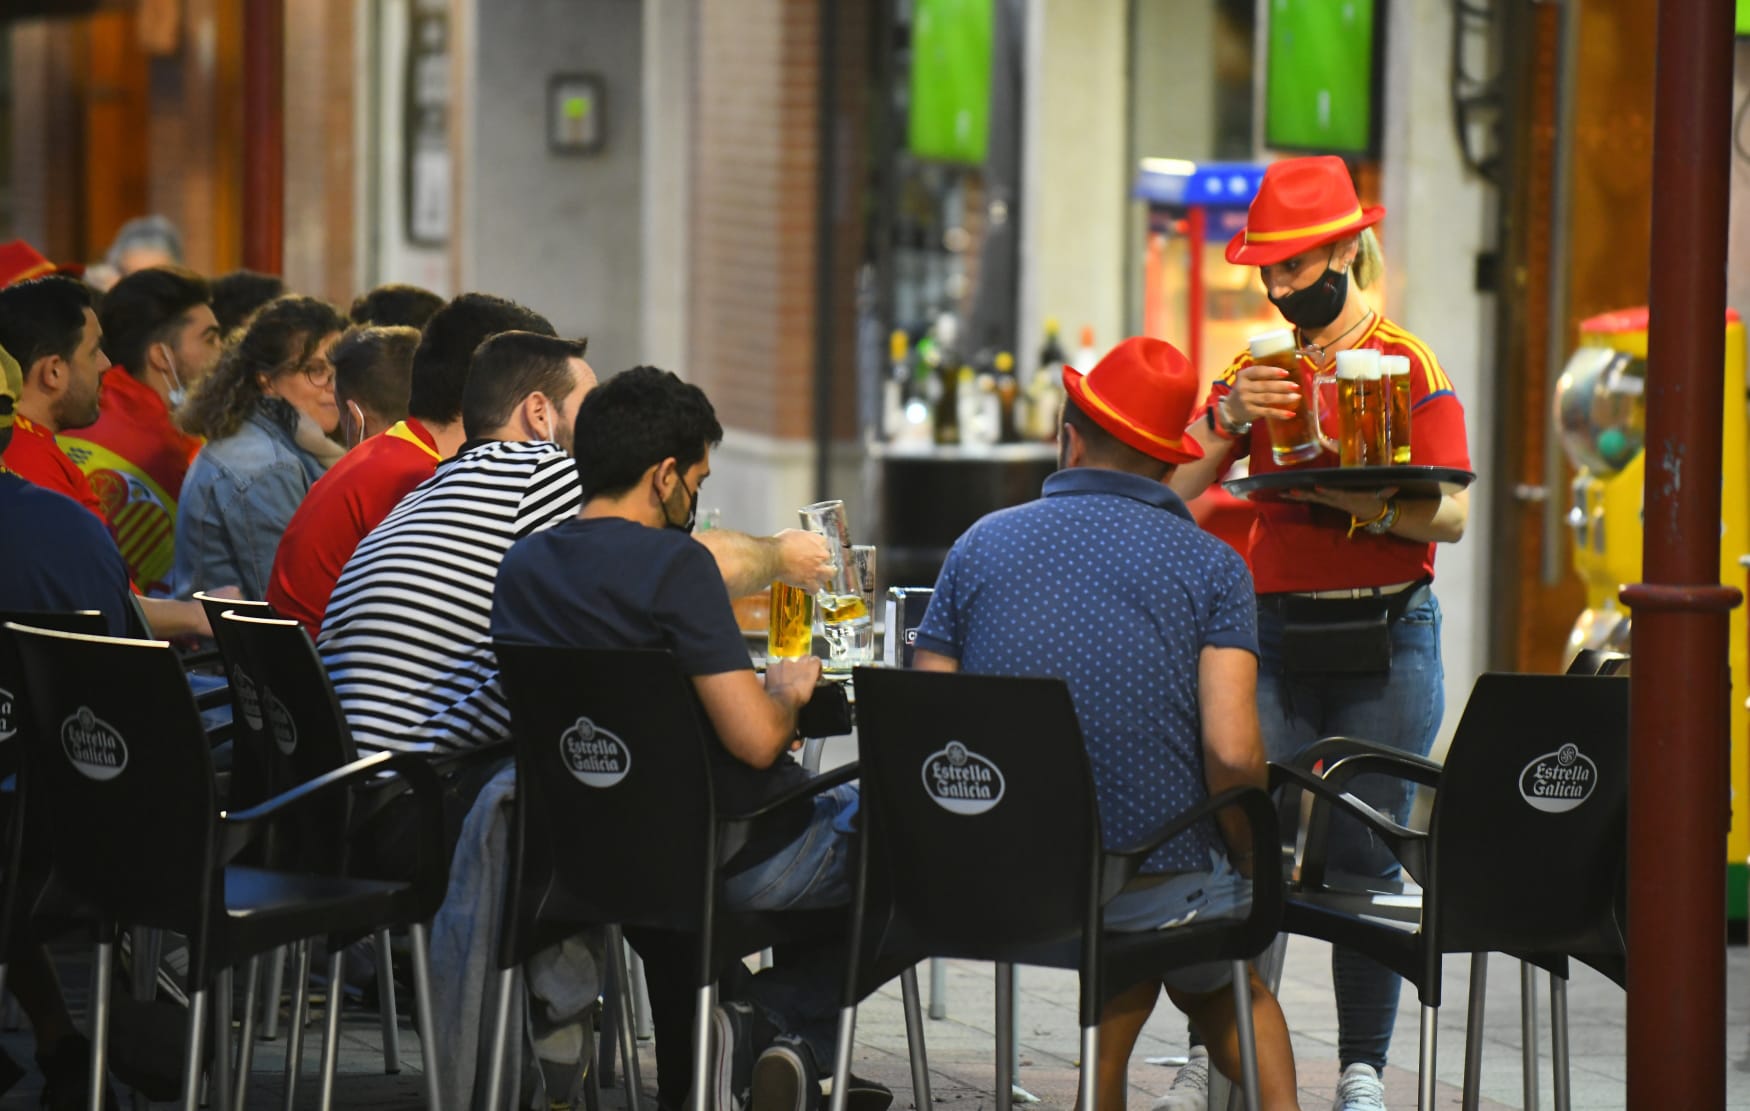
[1265,0,1377,155]
[908,0,993,165]
[1740,0,1750,36]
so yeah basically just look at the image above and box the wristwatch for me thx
[1208,396,1252,440]
[1363,497,1400,535]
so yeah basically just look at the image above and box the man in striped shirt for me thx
[320,332,833,767]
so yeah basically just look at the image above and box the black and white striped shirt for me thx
[318,440,581,755]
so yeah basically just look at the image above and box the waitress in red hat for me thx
[1167,156,1471,1111]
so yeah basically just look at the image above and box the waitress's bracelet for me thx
[1348,498,1398,538]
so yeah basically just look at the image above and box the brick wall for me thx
[688,0,867,444]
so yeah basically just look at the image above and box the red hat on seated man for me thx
[0,241,57,288]
[1061,336,1205,465]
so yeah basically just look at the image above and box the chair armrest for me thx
[1319,752,1443,793]
[718,762,860,867]
[1292,752,1439,888]
[220,752,443,873]
[193,682,231,712]
[1269,763,1426,889]
[429,739,514,778]
[1290,736,1443,779]
[1099,785,1279,898]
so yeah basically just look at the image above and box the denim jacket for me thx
[172,399,329,599]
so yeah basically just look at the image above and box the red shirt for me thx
[58,368,204,595]
[1197,315,1472,594]
[2,412,109,527]
[267,419,443,633]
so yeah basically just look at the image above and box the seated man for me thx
[269,293,558,633]
[350,282,444,330]
[912,337,1301,1111]
[492,366,879,1111]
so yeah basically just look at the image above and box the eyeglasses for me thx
[299,354,336,389]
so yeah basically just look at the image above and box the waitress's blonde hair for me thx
[1350,228,1383,290]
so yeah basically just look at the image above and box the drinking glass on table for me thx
[797,501,875,670]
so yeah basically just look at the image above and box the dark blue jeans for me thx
[1256,591,1444,1072]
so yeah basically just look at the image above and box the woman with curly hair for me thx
[172,294,348,599]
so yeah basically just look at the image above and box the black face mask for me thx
[1269,262,1349,332]
[663,477,699,534]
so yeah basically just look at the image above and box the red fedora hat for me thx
[0,240,56,288]
[1225,156,1384,267]
[1061,336,1204,464]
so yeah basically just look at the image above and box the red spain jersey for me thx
[58,368,204,595]
[2,413,109,528]
[1194,315,1472,594]
[267,419,443,634]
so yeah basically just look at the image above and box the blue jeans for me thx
[720,784,859,1069]
[1104,850,1252,994]
[1257,591,1444,1072]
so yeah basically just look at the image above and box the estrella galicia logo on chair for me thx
[266,689,297,756]
[61,707,128,781]
[234,665,263,731]
[920,741,1005,815]
[0,685,15,742]
[1518,743,1597,814]
[560,717,630,788]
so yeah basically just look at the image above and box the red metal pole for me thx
[1620,1,1741,1106]
[242,0,284,275]
[1186,205,1206,377]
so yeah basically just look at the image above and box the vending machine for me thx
[1553,306,1750,918]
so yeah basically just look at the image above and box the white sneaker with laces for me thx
[1150,1046,1210,1111]
[1331,1062,1387,1111]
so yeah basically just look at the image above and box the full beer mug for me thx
[767,582,815,659]
[1333,348,1382,467]
[1381,354,1413,463]
[1251,329,1322,465]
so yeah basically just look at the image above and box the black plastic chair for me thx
[215,609,463,1109]
[490,644,874,1111]
[4,620,448,1111]
[1270,672,1629,1111]
[843,667,1283,1111]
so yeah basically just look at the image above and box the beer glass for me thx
[1251,329,1321,464]
[767,582,815,659]
[798,501,874,669]
[1363,364,1389,464]
[1334,349,1380,467]
[1382,354,1413,463]
[798,500,855,595]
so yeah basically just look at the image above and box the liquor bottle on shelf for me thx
[882,329,909,442]
[995,352,1020,443]
[1073,324,1100,374]
[1024,317,1069,440]
[932,312,962,446]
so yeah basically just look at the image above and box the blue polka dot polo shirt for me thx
[914,466,1259,873]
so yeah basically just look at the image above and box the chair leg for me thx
[182,988,209,1111]
[613,930,645,1111]
[689,983,714,1111]
[1461,954,1488,1111]
[994,963,1013,1111]
[826,1004,859,1111]
[483,966,518,1111]
[407,924,444,1111]
[1519,961,1540,1111]
[1418,1005,1438,1111]
[375,930,401,1074]
[899,965,933,1110]
[89,939,115,1111]
[282,940,313,1111]
[261,945,287,1041]
[928,957,947,1020]
[1550,973,1571,1111]
[212,967,235,1111]
[629,947,654,1042]
[1077,1023,1098,1111]
[1230,962,1261,1111]
[317,950,346,1111]
[234,956,261,1111]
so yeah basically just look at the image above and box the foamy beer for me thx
[1250,329,1320,464]
[1334,349,1381,467]
[1363,362,1389,464]
[767,581,815,659]
[1381,354,1412,463]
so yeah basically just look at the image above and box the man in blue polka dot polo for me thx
[913,336,1302,1110]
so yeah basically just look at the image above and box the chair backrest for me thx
[214,611,359,867]
[881,587,934,668]
[1429,672,1628,961]
[0,611,108,782]
[1565,648,1629,677]
[194,591,272,636]
[5,622,218,934]
[851,667,1102,957]
[203,597,278,809]
[494,644,717,949]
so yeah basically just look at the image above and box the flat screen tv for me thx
[1265,0,1380,156]
[908,0,994,165]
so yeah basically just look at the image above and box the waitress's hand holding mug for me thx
[1221,363,1302,426]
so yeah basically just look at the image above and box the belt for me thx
[1285,581,1421,601]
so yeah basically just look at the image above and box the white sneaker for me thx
[1331,1062,1387,1111]
[1150,1046,1210,1111]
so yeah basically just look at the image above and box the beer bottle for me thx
[882,330,909,441]
[1026,317,1069,440]
[932,313,962,446]
[995,351,1020,443]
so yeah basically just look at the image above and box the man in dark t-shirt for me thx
[493,366,877,1111]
